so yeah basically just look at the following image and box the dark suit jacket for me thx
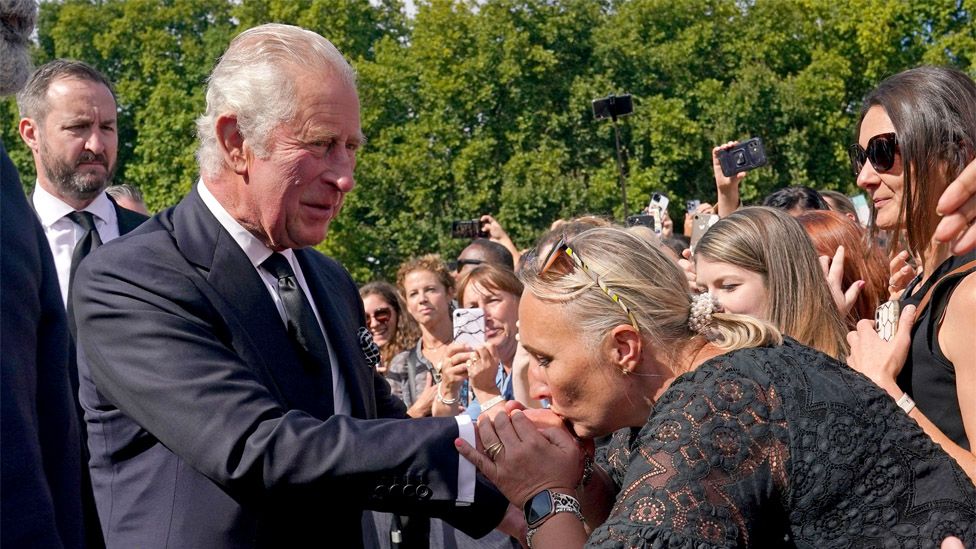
[73,188,507,548]
[1,141,84,548]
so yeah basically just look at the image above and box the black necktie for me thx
[66,210,102,289]
[262,253,335,378]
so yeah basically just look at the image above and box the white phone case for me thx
[875,300,900,342]
[453,308,485,348]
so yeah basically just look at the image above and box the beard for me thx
[39,142,116,202]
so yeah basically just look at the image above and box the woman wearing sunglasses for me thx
[359,281,420,378]
[846,66,976,483]
[456,227,974,548]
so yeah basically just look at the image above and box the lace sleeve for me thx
[587,361,791,548]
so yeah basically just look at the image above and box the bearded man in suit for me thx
[72,23,512,548]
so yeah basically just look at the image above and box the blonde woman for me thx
[693,206,850,360]
[457,226,974,548]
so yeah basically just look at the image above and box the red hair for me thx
[796,210,888,330]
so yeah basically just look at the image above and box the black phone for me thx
[626,211,661,234]
[718,137,768,177]
[592,94,634,120]
[451,219,488,239]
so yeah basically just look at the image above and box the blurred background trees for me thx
[2,0,973,282]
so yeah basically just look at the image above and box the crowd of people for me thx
[2,4,975,548]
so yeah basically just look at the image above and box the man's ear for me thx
[215,114,248,175]
[607,325,642,374]
[18,118,40,152]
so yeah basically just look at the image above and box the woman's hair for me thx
[796,210,888,330]
[695,207,849,360]
[195,23,357,179]
[761,186,830,213]
[818,190,859,220]
[856,65,976,265]
[456,264,524,306]
[395,254,455,297]
[520,227,781,375]
[359,281,420,365]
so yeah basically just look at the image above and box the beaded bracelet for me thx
[437,383,459,405]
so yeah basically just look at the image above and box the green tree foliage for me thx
[2,0,972,282]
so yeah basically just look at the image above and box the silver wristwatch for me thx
[523,489,583,548]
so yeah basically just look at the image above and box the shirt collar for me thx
[33,182,116,229]
[196,180,296,269]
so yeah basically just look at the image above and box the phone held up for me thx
[719,137,768,178]
[689,213,720,251]
[453,308,485,349]
[874,300,900,342]
[626,211,662,234]
[451,219,489,239]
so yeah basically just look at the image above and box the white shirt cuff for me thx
[454,414,476,505]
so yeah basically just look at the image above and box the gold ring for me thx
[484,441,504,460]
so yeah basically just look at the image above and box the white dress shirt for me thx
[197,181,475,504]
[32,183,120,307]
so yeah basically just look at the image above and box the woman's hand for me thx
[819,245,864,318]
[846,305,916,397]
[467,343,501,398]
[456,410,582,507]
[678,248,697,291]
[887,250,917,301]
[407,372,438,417]
[480,214,521,264]
[713,142,745,218]
[439,343,475,394]
[935,157,976,255]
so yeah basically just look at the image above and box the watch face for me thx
[524,490,554,528]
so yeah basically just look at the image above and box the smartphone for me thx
[874,300,900,342]
[626,211,661,234]
[649,192,670,213]
[718,137,768,178]
[451,219,488,239]
[689,213,720,251]
[453,308,485,349]
[685,199,701,214]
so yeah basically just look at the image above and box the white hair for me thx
[195,23,357,179]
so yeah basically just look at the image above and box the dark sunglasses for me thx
[848,132,898,177]
[539,238,640,332]
[365,307,393,323]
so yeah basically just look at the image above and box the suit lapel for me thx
[169,189,335,419]
[295,250,372,419]
[108,197,149,235]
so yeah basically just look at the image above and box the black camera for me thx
[718,137,768,177]
[451,219,488,239]
[626,211,661,234]
[592,94,634,120]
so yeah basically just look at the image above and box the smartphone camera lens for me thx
[735,151,746,166]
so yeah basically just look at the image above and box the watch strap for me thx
[525,491,583,548]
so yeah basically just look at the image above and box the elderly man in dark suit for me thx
[73,23,511,548]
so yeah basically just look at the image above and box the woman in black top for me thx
[456,227,974,548]
[846,66,976,482]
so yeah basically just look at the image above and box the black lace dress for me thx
[590,339,975,548]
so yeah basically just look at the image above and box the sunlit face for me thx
[855,106,904,231]
[461,281,519,359]
[27,77,118,204]
[363,294,397,348]
[518,292,630,439]
[694,256,769,319]
[403,270,452,327]
[238,68,362,250]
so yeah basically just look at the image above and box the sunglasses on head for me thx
[539,238,640,333]
[455,258,484,273]
[366,307,393,323]
[848,132,898,177]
